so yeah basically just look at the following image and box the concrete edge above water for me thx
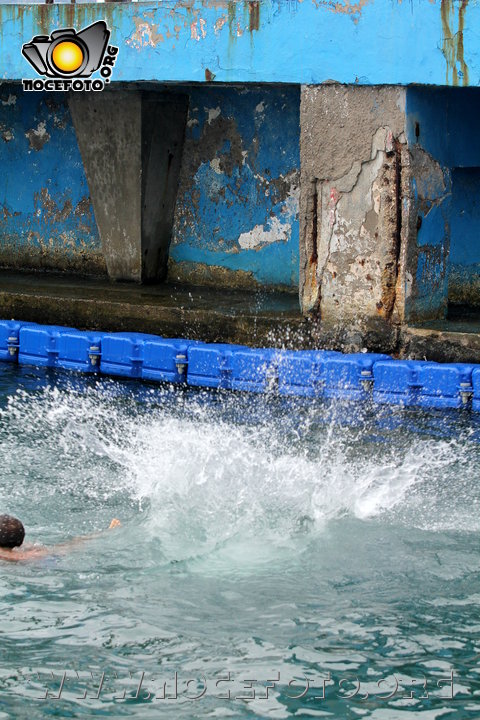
[0,272,479,364]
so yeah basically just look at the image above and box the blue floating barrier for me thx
[416,363,474,409]
[142,337,195,384]
[230,348,277,393]
[374,360,474,409]
[373,360,424,406]
[2,318,480,413]
[56,330,105,373]
[19,325,104,373]
[100,333,146,379]
[18,325,72,368]
[472,368,480,412]
[0,320,31,362]
[324,353,391,401]
[187,343,246,390]
[277,349,341,397]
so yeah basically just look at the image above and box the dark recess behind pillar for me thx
[70,87,188,284]
[141,93,189,283]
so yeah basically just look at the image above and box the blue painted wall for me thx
[405,87,450,319]
[170,85,300,290]
[0,81,300,287]
[0,82,102,273]
[449,168,480,304]
[407,86,480,308]
[0,1,480,87]
[406,87,480,168]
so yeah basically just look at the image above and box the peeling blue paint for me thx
[0,84,100,269]
[170,86,300,289]
[407,85,480,310]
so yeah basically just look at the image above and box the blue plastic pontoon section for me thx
[100,333,194,383]
[374,360,476,410]
[18,325,105,372]
[0,319,478,411]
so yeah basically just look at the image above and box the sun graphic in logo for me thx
[51,40,84,74]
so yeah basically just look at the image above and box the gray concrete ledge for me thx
[0,272,479,362]
[0,271,315,349]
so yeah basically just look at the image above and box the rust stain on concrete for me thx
[0,125,13,143]
[191,19,207,40]
[35,188,74,223]
[379,143,402,319]
[214,14,228,33]
[74,196,92,218]
[441,0,469,85]
[168,259,296,294]
[248,1,260,32]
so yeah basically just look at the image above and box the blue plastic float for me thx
[0,320,26,362]
[373,360,475,409]
[187,343,242,390]
[323,352,391,402]
[276,349,339,398]
[18,324,104,372]
[100,332,193,383]
[471,368,480,412]
[0,319,478,411]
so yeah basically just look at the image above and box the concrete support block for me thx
[300,85,408,349]
[69,89,188,282]
[299,85,455,351]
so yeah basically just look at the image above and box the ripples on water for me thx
[0,363,479,718]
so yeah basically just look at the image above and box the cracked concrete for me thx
[300,85,406,350]
[298,84,463,353]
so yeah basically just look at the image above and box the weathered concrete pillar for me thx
[69,89,188,282]
[299,85,453,351]
[300,85,408,350]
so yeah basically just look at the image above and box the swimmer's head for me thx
[0,515,25,548]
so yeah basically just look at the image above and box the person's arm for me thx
[51,518,122,553]
[0,519,122,562]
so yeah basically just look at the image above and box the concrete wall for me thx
[69,89,189,283]
[298,82,480,348]
[3,1,480,86]
[0,83,103,275]
[2,1,480,353]
[169,85,300,291]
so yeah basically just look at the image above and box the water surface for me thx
[0,364,479,719]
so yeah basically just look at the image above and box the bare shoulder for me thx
[0,546,50,562]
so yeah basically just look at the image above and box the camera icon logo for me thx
[22,21,110,79]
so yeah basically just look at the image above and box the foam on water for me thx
[0,374,477,562]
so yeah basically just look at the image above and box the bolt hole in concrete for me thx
[0,362,479,717]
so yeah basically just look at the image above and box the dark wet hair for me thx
[0,515,25,549]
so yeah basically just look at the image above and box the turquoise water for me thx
[0,364,480,719]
